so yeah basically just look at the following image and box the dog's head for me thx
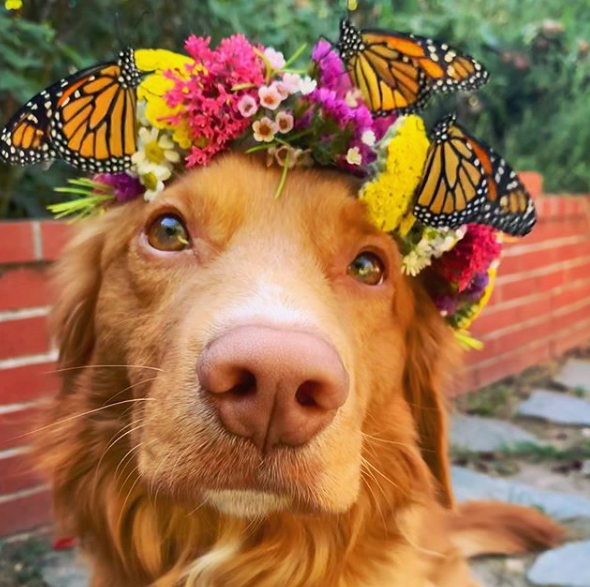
[50,154,457,519]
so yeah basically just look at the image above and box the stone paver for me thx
[517,390,590,426]
[42,550,89,587]
[527,540,590,587]
[451,414,544,452]
[452,466,590,521]
[554,359,590,392]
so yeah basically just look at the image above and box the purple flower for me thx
[95,173,144,203]
[433,293,459,315]
[312,40,346,90]
[462,272,490,303]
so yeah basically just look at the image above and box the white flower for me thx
[140,166,170,202]
[281,73,302,94]
[273,145,298,169]
[252,117,278,142]
[131,127,179,179]
[361,130,376,147]
[237,95,258,118]
[258,85,283,110]
[401,250,431,276]
[275,111,294,134]
[264,47,286,71]
[345,146,362,166]
[298,76,317,95]
[136,99,149,127]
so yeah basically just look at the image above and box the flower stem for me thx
[246,143,274,154]
[274,154,290,199]
[283,44,307,69]
[231,83,256,92]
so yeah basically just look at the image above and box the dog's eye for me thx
[146,214,190,252]
[347,252,385,286]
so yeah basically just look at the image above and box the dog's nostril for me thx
[295,381,321,408]
[227,371,257,398]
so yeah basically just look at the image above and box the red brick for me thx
[0,317,51,360]
[0,362,58,405]
[0,489,52,537]
[525,218,590,244]
[499,277,538,301]
[565,260,590,282]
[500,241,590,275]
[472,296,552,337]
[0,452,43,494]
[551,280,590,310]
[519,172,543,198]
[551,322,590,356]
[0,222,36,264]
[0,406,43,451]
[40,221,72,261]
[0,267,51,311]
[476,341,551,388]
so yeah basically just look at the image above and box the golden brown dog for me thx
[38,154,563,587]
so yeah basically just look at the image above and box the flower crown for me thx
[0,17,538,347]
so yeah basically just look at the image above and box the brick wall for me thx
[0,222,68,537]
[0,172,589,536]
[460,174,590,393]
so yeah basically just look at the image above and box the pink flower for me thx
[163,34,265,167]
[431,225,502,292]
[264,47,286,71]
[238,95,258,118]
[258,85,283,110]
[271,81,290,100]
[281,73,302,94]
[252,117,278,142]
[275,111,294,134]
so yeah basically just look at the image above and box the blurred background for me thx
[0,0,589,217]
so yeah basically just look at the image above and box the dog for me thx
[37,154,563,587]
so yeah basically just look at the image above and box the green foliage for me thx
[1,0,589,217]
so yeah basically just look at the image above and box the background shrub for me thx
[0,0,588,218]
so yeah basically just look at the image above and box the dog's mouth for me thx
[139,429,353,516]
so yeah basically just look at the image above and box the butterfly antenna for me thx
[131,9,151,45]
[114,11,125,52]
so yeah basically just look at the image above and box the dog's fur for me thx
[37,155,563,587]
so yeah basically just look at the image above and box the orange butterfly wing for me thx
[337,19,489,115]
[0,49,140,173]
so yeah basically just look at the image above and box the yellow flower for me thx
[135,49,194,73]
[359,115,429,233]
[5,0,23,9]
[135,49,202,145]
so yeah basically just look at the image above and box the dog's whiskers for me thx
[19,398,156,439]
[47,363,165,374]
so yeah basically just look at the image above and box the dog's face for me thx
[54,155,451,518]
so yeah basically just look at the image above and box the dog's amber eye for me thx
[348,252,385,286]
[146,215,190,252]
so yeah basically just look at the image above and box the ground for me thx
[1,345,590,587]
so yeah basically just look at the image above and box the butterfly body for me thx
[414,114,536,236]
[337,18,489,115]
[0,48,141,173]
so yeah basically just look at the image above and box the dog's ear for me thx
[400,279,460,507]
[50,223,106,373]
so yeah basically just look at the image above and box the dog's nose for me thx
[197,326,349,451]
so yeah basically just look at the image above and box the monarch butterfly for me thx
[337,18,489,115]
[413,114,536,237]
[0,48,141,173]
